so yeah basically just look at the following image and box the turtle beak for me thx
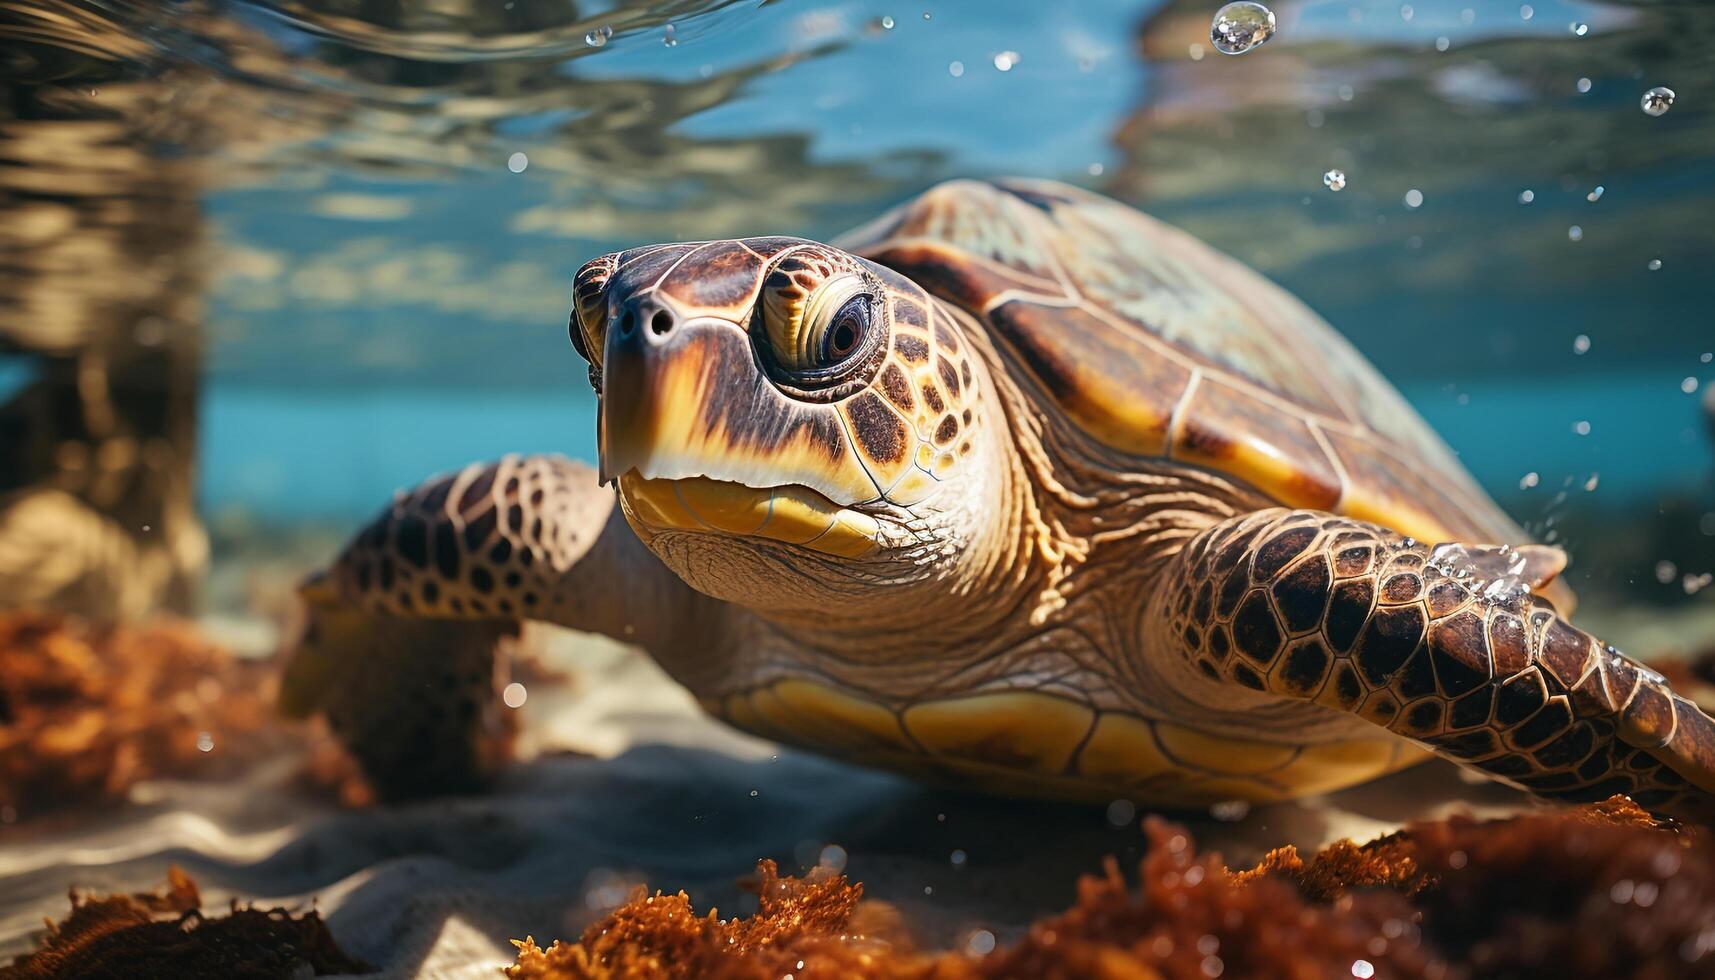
[595,293,883,557]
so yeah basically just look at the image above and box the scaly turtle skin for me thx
[283,179,1715,817]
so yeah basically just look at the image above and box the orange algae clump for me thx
[0,867,369,979]
[0,610,295,816]
[509,860,907,979]
[511,798,1715,980]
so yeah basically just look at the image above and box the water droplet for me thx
[502,682,528,707]
[1567,225,1583,242]
[1323,169,1347,191]
[1641,86,1675,116]
[1586,185,1604,202]
[507,152,528,173]
[1210,2,1276,56]
[1518,189,1535,204]
[1435,36,1450,52]
[1573,334,1591,354]
[1684,377,1701,394]
[1648,258,1663,271]
[662,24,677,46]
[950,848,968,867]
[993,50,1019,71]
[196,732,214,753]
[1404,188,1423,208]
[1570,21,1588,36]
[1519,4,1534,21]
[1576,77,1592,93]
[1573,419,1591,435]
[948,60,965,77]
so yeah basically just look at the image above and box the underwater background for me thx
[4,1,1715,974]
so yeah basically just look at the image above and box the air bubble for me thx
[503,682,528,707]
[1573,420,1590,435]
[950,849,968,867]
[1210,2,1276,55]
[1323,169,1347,191]
[948,60,965,77]
[196,732,214,753]
[1519,4,1534,20]
[881,15,895,29]
[966,929,996,955]
[1573,334,1590,354]
[1640,86,1675,116]
[1404,188,1423,208]
[1683,377,1700,394]
[1570,22,1588,36]
[662,24,677,46]
[1106,798,1137,826]
[993,51,1019,71]
[507,152,528,173]
[1648,258,1663,271]
[584,26,611,47]
[1518,189,1534,204]
[1567,225,1583,242]
[1576,77,1592,93]
[1435,36,1450,51]
[1586,185,1604,202]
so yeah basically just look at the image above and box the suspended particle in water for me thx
[1189,43,1206,60]
[1640,86,1675,116]
[993,50,1019,71]
[1323,169,1347,191]
[1088,162,1104,176]
[1649,258,1663,271]
[1460,7,1475,23]
[1656,560,1678,584]
[1106,798,1137,826]
[502,682,528,707]
[1573,334,1590,354]
[1567,225,1583,242]
[1306,108,1324,128]
[950,849,968,867]
[662,24,677,46]
[818,844,847,871]
[1701,353,1712,363]
[966,930,996,956]
[1584,473,1600,491]
[1435,36,1450,51]
[1518,189,1535,204]
[1519,471,1540,489]
[1210,2,1276,55]
[1587,185,1604,202]
[1400,4,1413,21]
[1570,21,1588,36]
[1210,799,1251,822]
[1573,420,1591,435]
[948,60,965,77]
[1520,4,1534,20]
[1576,77,1592,93]
[1684,377,1701,394]
[507,152,528,173]
[1404,188,1423,208]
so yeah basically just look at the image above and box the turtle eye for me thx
[818,294,872,366]
[757,266,885,390]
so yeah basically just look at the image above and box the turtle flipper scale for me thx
[1161,508,1715,819]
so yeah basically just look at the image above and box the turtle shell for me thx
[844,178,1534,567]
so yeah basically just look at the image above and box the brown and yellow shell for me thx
[843,178,1535,569]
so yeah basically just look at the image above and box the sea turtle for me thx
[282,178,1715,817]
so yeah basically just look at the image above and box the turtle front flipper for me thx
[1155,509,1715,819]
[281,454,711,799]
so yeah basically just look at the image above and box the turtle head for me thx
[568,238,1003,611]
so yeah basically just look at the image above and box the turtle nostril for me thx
[649,309,676,336]
[616,308,637,337]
